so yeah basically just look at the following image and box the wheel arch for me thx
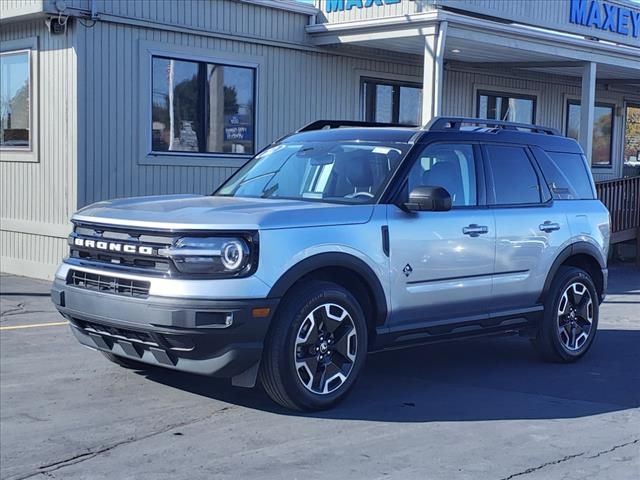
[539,242,606,304]
[267,253,388,329]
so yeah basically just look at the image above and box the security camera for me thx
[45,16,70,35]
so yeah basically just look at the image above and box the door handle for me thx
[539,221,561,233]
[463,224,489,237]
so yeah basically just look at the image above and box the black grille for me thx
[69,223,174,273]
[68,270,150,298]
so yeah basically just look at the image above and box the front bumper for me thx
[51,278,278,379]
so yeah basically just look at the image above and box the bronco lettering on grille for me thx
[72,237,155,256]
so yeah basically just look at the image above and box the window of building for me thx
[151,56,255,156]
[1,50,31,150]
[485,145,541,205]
[623,104,640,177]
[405,143,477,207]
[565,101,614,167]
[476,90,536,124]
[362,78,422,126]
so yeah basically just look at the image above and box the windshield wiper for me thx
[261,183,279,198]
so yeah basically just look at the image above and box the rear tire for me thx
[260,280,368,411]
[101,351,150,370]
[532,266,599,362]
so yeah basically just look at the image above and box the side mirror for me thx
[405,186,452,212]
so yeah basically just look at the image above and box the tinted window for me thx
[535,149,595,200]
[152,56,255,155]
[486,145,541,205]
[406,143,477,207]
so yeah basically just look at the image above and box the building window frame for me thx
[0,37,38,163]
[475,89,538,124]
[360,76,423,126]
[138,41,261,168]
[565,99,616,169]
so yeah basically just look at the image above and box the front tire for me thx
[532,266,599,362]
[260,280,368,411]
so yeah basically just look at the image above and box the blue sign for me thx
[224,115,253,142]
[569,0,640,38]
[325,0,401,14]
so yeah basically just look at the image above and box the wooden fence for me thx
[595,176,640,246]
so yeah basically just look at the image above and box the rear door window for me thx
[484,144,542,205]
[532,148,595,199]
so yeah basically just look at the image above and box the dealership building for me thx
[1,0,639,279]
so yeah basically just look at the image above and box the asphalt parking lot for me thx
[1,266,639,480]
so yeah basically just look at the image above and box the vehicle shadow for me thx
[606,264,640,295]
[140,328,640,422]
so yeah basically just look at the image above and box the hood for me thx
[73,195,375,231]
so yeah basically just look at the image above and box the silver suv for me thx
[51,117,609,411]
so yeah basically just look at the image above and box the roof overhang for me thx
[307,9,640,83]
[0,0,46,24]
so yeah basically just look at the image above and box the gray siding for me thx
[0,0,43,21]
[0,20,77,279]
[75,16,422,206]
[62,0,311,45]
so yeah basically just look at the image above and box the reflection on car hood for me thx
[73,194,375,230]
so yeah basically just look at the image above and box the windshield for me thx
[215,141,410,204]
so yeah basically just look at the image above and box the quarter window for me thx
[151,56,255,155]
[485,145,541,205]
[477,90,536,124]
[566,101,614,167]
[534,149,595,200]
[362,78,422,126]
[1,50,31,149]
[406,143,477,207]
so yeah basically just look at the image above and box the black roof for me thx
[278,118,583,154]
[281,127,418,144]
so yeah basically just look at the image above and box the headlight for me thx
[159,236,253,275]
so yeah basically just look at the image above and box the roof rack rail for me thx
[425,117,560,136]
[296,120,414,133]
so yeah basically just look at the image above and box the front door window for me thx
[405,143,477,207]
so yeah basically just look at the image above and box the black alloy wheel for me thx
[532,266,599,362]
[260,280,368,411]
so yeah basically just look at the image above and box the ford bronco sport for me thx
[51,117,609,411]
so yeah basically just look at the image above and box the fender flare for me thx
[539,241,606,302]
[267,252,388,326]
